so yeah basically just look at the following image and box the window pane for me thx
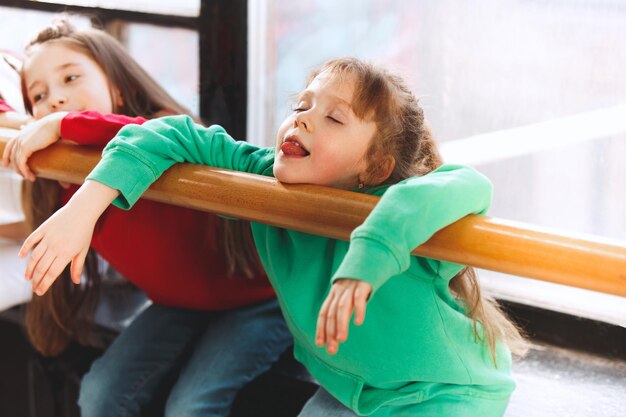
[249,0,626,322]
[124,23,199,115]
[0,6,91,54]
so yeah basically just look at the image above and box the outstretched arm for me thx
[315,164,493,354]
[20,180,118,295]
[89,115,274,209]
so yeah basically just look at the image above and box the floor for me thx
[507,344,626,417]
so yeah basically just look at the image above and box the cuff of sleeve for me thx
[59,111,76,139]
[332,237,403,294]
[86,149,157,210]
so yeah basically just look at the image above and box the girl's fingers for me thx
[70,250,88,285]
[336,288,354,342]
[29,250,55,290]
[34,257,67,296]
[2,139,14,166]
[353,283,371,326]
[318,280,371,354]
[10,141,20,170]
[316,291,334,347]
[21,161,35,182]
[24,241,47,280]
[7,141,18,169]
[15,146,31,180]
[15,147,34,181]
[20,229,44,258]
[325,293,339,354]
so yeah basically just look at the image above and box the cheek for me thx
[275,118,291,148]
[99,99,115,114]
[329,151,367,178]
[92,90,115,114]
[76,81,114,112]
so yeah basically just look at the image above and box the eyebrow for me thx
[27,62,82,91]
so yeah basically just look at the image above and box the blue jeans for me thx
[298,388,359,417]
[78,298,292,417]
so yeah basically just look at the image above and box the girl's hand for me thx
[18,180,118,296]
[2,111,67,181]
[19,202,95,296]
[315,278,372,355]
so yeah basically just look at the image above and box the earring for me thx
[358,182,364,189]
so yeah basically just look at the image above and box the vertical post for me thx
[198,0,248,140]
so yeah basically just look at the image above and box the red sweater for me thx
[59,111,275,310]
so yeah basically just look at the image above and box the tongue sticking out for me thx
[281,141,309,157]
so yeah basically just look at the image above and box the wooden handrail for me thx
[2,130,626,297]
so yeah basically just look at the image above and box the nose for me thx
[49,92,68,110]
[293,110,313,133]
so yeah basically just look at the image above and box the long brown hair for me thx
[311,58,527,361]
[21,17,262,356]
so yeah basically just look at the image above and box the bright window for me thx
[248,0,626,324]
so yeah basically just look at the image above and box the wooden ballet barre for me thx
[1,130,626,298]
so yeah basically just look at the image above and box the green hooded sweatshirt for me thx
[88,115,515,415]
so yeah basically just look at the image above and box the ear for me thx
[113,87,124,108]
[363,155,395,186]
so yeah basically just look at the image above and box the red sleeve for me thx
[59,110,148,146]
[0,100,15,113]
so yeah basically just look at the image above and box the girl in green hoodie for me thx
[20,58,524,416]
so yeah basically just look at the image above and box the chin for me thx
[274,173,297,184]
[273,169,303,185]
[272,164,289,183]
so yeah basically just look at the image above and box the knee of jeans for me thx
[164,393,200,417]
[78,363,122,417]
[164,385,230,417]
[163,394,185,417]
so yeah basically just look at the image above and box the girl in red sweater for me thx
[3,18,291,417]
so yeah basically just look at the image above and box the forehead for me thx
[24,42,95,79]
[309,68,378,121]
[306,70,357,102]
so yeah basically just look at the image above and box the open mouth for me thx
[281,135,310,157]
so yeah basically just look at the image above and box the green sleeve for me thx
[85,115,275,209]
[332,164,493,293]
